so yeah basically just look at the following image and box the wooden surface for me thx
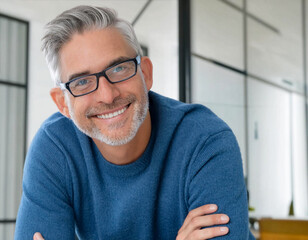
[259,218,308,240]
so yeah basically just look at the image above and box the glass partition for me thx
[0,14,28,239]
[0,17,27,85]
[191,0,308,220]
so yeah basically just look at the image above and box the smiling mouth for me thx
[96,105,129,119]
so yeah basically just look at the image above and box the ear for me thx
[140,56,153,91]
[50,87,71,118]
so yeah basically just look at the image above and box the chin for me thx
[94,129,137,146]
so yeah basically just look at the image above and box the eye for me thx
[71,77,94,89]
[75,78,89,86]
[112,65,126,73]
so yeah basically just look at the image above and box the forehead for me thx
[59,27,136,80]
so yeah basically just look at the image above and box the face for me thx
[54,28,153,146]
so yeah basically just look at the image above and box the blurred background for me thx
[1,0,308,239]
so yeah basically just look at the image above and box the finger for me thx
[33,232,45,240]
[179,204,218,232]
[188,214,229,232]
[191,226,229,240]
[179,214,229,237]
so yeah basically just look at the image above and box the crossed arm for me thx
[32,204,230,240]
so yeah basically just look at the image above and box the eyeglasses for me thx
[59,55,141,97]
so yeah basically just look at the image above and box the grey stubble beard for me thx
[65,80,149,146]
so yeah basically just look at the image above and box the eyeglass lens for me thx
[69,59,137,96]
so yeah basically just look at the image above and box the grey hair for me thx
[41,5,143,85]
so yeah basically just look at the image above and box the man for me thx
[15,5,254,240]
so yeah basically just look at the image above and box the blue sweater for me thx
[15,91,254,239]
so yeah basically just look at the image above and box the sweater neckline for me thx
[91,121,156,178]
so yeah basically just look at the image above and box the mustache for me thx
[85,95,136,117]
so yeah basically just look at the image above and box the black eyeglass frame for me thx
[59,55,141,97]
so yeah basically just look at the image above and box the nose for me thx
[94,76,120,104]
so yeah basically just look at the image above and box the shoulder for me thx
[149,92,241,165]
[23,113,76,199]
[26,112,76,163]
[149,92,240,169]
[32,112,83,149]
[149,91,231,137]
[26,112,88,175]
[40,112,75,136]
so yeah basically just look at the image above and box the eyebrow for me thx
[67,56,133,81]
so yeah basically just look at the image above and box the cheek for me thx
[128,80,147,98]
[70,99,89,118]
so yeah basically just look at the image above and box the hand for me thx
[33,205,229,240]
[33,232,44,240]
[176,204,229,240]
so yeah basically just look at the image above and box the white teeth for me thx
[97,106,127,119]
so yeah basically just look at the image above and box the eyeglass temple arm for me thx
[59,82,67,90]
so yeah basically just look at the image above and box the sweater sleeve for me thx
[15,128,75,240]
[186,130,252,239]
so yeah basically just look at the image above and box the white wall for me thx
[248,0,304,93]
[248,79,292,217]
[27,21,58,144]
[134,0,179,100]
[191,0,244,70]
[292,93,308,217]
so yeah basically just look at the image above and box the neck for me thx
[93,111,151,165]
